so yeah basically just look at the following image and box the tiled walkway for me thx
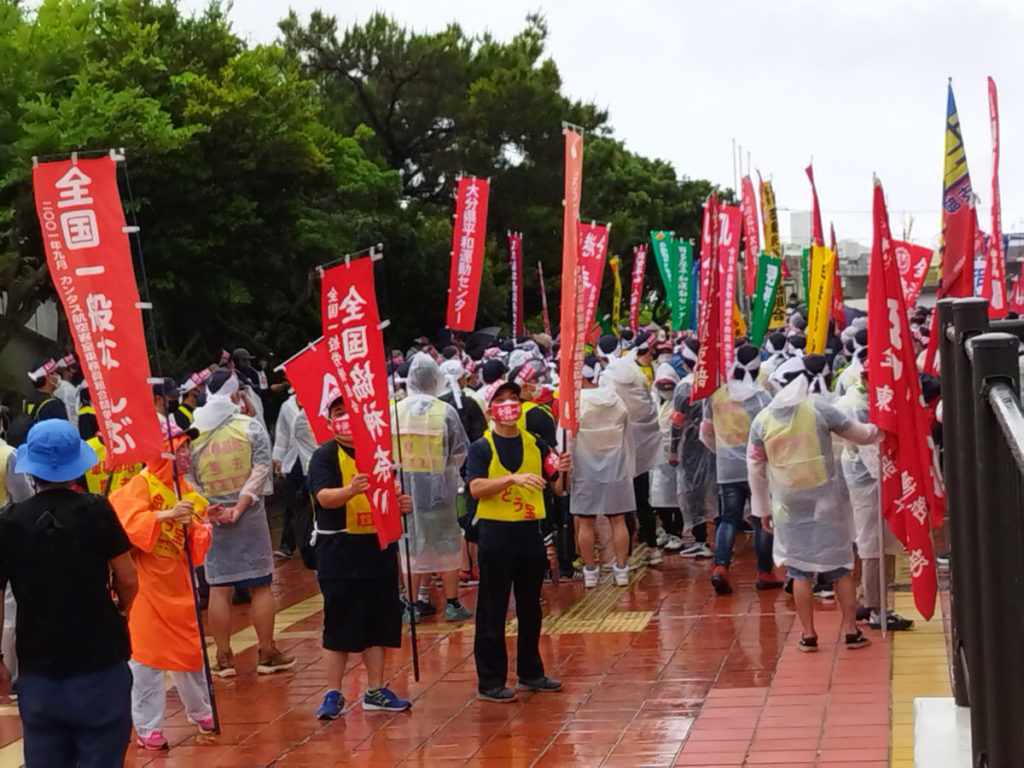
[0,533,947,766]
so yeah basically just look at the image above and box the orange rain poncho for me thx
[109,440,211,672]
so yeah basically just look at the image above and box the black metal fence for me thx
[937,297,1024,768]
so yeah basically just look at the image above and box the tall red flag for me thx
[508,232,525,335]
[805,164,825,247]
[718,206,742,374]
[557,128,585,434]
[982,76,1006,318]
[629,245,647,334]
[894,240,932,309]
[281,337,335,444]
[868,178,944,620]
[740,176,760,296]
[537,261,551,336]
[691,195,721,402]
[32,157,162,469]
[830,223,845,331]
[321,256,402,547]
[446,176,490,331]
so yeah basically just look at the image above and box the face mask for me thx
[491,400,522,424]
[330,415,352,439]
[657,387,673,400]
[175,449,193,475]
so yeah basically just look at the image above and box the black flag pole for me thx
[117,151,221,735]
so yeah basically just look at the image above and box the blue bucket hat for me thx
[16,420,98,483]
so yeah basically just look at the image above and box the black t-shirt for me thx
[28,393,67,422]
[440,391,487,443]
[0,490,132,678]
[306,440,398,581]
[464,431,558,555]
[525,404,557,446]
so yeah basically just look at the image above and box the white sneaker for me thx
[664,535,684,551]
[612,564,629,586]
[647,547,664,566]
[680,542,713,559]
[655,529,668,548]
[582,566,600,588]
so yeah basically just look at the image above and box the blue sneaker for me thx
[316,690,344,720]
[362,686,411,712]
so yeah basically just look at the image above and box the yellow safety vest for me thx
[25,396,56,417]
[760,400,828,492]
[337,446,375,534]
[710,388,754,448]
[475,430,546,522]
[84,437,143,495]
[0,442,13,507]
[78,404,96,419]
[637,363,654,387]
[192,417,252,498]
[177,404,194,424]
[515,400,552,435]
[142,472,210,559]
[394,398,446,473]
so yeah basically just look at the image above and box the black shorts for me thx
[319,577,402,653]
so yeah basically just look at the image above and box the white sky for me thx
[181,0,1024,248]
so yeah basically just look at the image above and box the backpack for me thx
[7,397,56,447]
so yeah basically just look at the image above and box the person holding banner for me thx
[748,357,880,652]
[466,380,571,703]
[306,395,414,720]
[701,345,782,595]
[108,422,218,750]
[190,370,294,678]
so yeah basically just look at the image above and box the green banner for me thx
[750,253,783,346]
[673,240,693,331]
[650,230,676,315]
[801,247,810,301]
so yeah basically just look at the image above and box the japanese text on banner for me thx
[32,157,162,469]
[321,259,402,547]
[557,128,584,434]
[446,177,490,331]
[281,338,335,444]
[691,195,721,402]
[629,245,646,334]
[578,222,609,328]
[717,206,741,376]
[508,232,525,336]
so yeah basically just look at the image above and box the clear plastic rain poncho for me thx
[701,358,772,485]
[396,354,469,573]
[570,384,636,517]
[600,354,661,475]
[650,364,683,508]
[747,374,878,572]
[189,377,274,584]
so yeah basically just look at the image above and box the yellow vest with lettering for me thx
[760,400,828,493]
[143,472,210,558]
[338,446,375,534]
[0,442,13,506]
[84,437,143,495]
[710,388,753,449]
[394,398,446,473]
[475,430,546,522]
[192,417,252,498]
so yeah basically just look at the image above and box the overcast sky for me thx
[179,0,1024,248]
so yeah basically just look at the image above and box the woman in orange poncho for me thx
[109,424,217,751]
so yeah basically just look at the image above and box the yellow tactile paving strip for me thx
[890,560,953,768]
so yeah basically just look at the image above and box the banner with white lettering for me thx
[691,194,721,402]
[321,257,402,547]
[508,231,525,336]
[537,261,552,336]
[445,176,490,331]
[32,157,162,469]
[557,127,584,434]
[629,244,647,334]
[893,240,932,309]
[578,221,609,330]
[717,205,741,375]
[741,176,760,297]
[281,337,335,444]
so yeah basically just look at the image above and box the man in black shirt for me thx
[0,419,137,767]
[466,381,570,703]
[306,396,413,720]
[25,359,68,422]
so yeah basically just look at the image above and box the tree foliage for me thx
[1,0,729,377]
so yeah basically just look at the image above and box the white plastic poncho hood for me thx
[407,354,446,397]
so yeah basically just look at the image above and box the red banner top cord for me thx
[446,176,490,331]
[32,156,162,469]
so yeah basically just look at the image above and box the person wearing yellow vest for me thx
[108,422,217,750]
[398,355,472,622]
[82,435,144,496]
[700,344,783,596]
[466,380,570,703]
[189,370,293,678]
[306,395,413,719]
[748,355,880,652]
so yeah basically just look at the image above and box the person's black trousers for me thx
[633,472,657,547]
[474,550,547,691]
[279,463,307,551]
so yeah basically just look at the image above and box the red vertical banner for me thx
[740,176,760,296]
[983,76,1006,318]
[321,257,402,547]
[578,222,610,328]
[893,240,932,309]
[281,337,335,444]
[830,223,845,330]
[867,178,943,620]
[32,157,162,469]
[629,244,647,334]
[805,164,825,247]
[537,261,551,336]
[446,176,490,331]
[508,231,525,336]
[557,128,584,434]
[691,194,721,402]
[1009,269,1024,314]
[717,205,741,375]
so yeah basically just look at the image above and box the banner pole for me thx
[118,152,221,734]
[877,474,887,640]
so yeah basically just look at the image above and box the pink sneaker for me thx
[197,717,216,735]
[136,731,168,751]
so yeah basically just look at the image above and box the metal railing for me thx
[937,297,1024,768]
